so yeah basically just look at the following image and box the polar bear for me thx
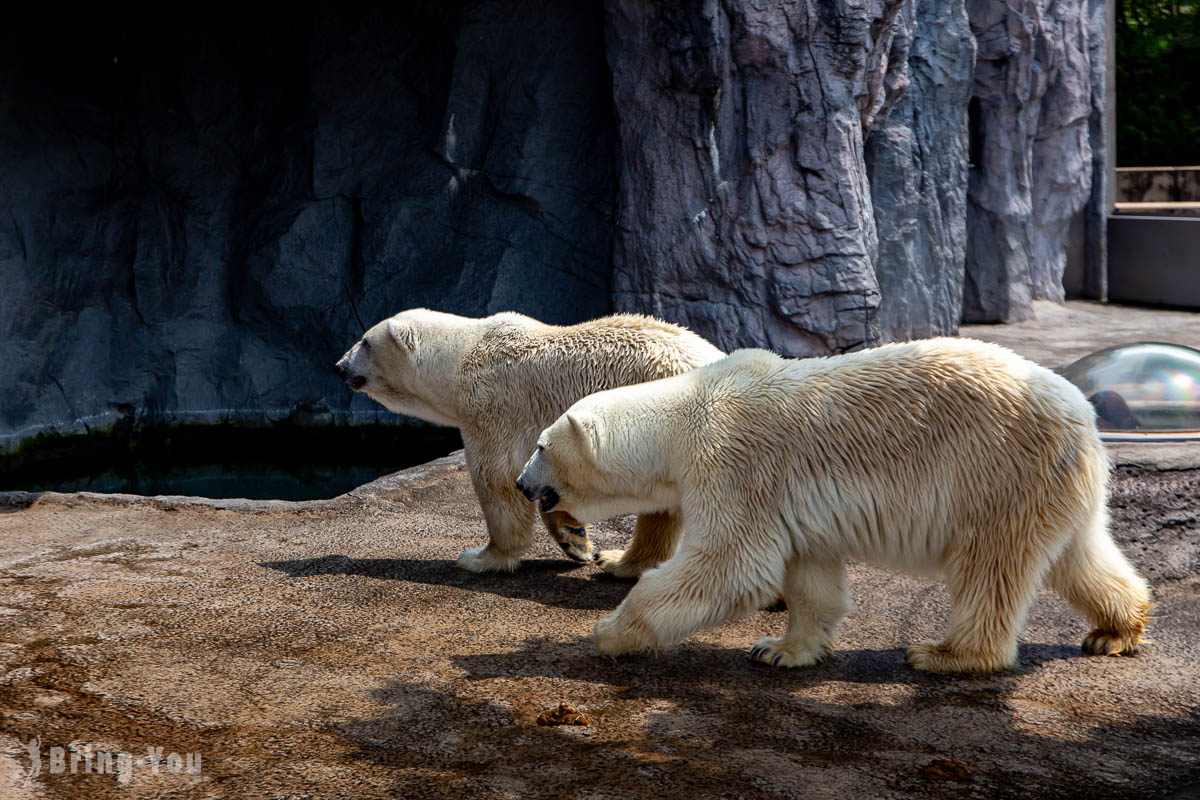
[516,339,1153,673]
[335,309,723,573]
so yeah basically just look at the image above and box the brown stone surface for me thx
[1,449,1197,799]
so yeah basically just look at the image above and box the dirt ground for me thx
[0,451,1197,800]
[1,300,1199,799]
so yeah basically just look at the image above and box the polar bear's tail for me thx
[1046,503,1153,657]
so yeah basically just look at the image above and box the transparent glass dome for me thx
[1061,342,1200,440]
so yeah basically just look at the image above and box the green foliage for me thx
[1116,1,1200,166]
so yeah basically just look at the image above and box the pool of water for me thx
[0,423,463,501]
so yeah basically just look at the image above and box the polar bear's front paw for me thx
[594,615,628,655]
[594,613,655,656]
[455,546,521,573]
[749,636,829,668]
[596,549,646,580]
[555,526,594,563]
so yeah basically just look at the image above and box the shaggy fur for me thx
[335,309,723,572]
[517,338,1152,673]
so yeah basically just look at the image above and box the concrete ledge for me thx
[1107,441,1200,470]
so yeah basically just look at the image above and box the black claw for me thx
[772,654,783,666]
[749,648,762,660]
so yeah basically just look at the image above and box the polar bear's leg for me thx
[457,434,535,573]
[594,524,781,655]
[597,511,682,579]
[1046,507,1152,656]
[907,533,1053,673]
[750,560,850,668]
[457,479,535,572]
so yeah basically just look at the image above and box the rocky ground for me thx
[1,300,1199,799]
[0,450,1197,800]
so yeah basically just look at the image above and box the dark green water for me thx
[0,423,463,501]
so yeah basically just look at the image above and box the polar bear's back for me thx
[684,339,1106,568]
[457,312,723,462]
[463,313,722,392]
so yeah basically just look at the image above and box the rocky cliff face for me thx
[0,0,1109,454]
[604,0,1107,342]
[962,0,1107,321]
[0,2,616,451]
[866,0,976,341]
[605,0,883,357]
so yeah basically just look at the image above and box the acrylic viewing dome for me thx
[1061,342,1200,440]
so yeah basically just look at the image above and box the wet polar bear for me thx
[335,309,723,573]
[517,339,1152,673]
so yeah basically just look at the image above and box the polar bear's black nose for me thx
[516,478,557,510]
[516,477,536,502]
[335,363,367,390]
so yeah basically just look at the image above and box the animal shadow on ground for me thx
[449,635,1090,695]
[337,635,1200,799]
[259,554,632,611]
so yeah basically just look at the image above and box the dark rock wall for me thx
[605,0,883,358]
[963,0,1104,322]
[0,0,1110,454]
[606,0,1106,343]
[1082,0,1110,301]
[0,3,616,451]
[866,0,976,341]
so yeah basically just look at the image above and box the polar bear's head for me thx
[517,390,678,524]
[335,309,464,427]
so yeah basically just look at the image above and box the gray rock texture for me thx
[0,3,615,452]
[0,0,1113,455]
[605,0,885,358]
[1082,0,1110,301]
[866,0,975,341]
[963,0,1105,322]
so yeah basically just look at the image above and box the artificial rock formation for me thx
[0,0,1110,455]
[963,0,1107,321]
[0,3,615,451]
[607,0,1107,336]
[606,0,884,357]
[866,0,976,341]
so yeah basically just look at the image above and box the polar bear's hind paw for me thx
[594,613,660,656]
[905,641,1011,673]
[749,636,830,668]
[1082,628,1142,656]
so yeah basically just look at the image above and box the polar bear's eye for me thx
[360,338,371,351]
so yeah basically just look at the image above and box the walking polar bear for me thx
[517,338,1152,673]
[335,309,723,573]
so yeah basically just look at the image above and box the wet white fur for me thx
[337,309,723,572]
[525,338,1152,673]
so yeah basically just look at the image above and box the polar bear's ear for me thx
[566,412,600,458]
[387,319,416,350]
